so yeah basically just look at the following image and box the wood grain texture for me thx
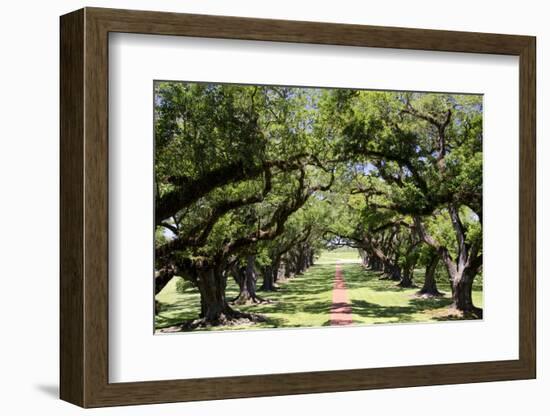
[59,7,537,408]
[59,8,84,407]
[88,7,532,54]
[83,10,110,406]
[518,38,536,376]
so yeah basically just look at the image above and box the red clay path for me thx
[330,262,352,326]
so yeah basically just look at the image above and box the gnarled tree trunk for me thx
[397,272,414,288]
[233,255,266,304]
[383,261,402,281]
[414,212,482,318]
[417,253,443,297]
[178,264,265,329]
[369,255,382,271]
[260,256,281,291]
[196,267,234,322]
[284,254,296,278]
[397,260,415,288]
[397,240,419,288]
[450,267,480,317]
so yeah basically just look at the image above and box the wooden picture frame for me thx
[60,7,536,408]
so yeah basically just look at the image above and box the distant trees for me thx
[154,82,483,327]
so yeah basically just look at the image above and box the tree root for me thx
[414,289,445,298]
[454,305,483,319]
[160,310,267,333]
[429,305,483,321]
[231,293,272,305]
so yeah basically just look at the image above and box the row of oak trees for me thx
[154,82,483,328]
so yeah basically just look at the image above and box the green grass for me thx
[156,262,335,331]
[155,250,483,332]
[344,264,483,325]
[315,248,361,263]
[155,276,202,328]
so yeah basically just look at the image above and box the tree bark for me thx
[260,265,275,291]
[296,248,306,274]
[450,267,481,317]
[233,255,266,304]
[284,254,296,278]
[369,255,381,271]
[196,267,234,322]
[383,261,402,281]
[260,256,281,291]
[275,261,284,282]
[413,215,482,318]
[176,264,266,329]
[417,253,443,296]
[359,249,370,268]
[155,160,264,225]
[397,271,414,288]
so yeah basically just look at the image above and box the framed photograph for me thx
[60,7,536,408]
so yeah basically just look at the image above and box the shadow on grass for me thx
[351,300,416,323]
[155,309,197,329]
[301,300,332,315]
[351,296,461,324]
[156,263,336,331]
[156,262,482,331]
[343,267,411,293]
[156,295,200,328]
[344,264,483,296]
[409,297,453,310]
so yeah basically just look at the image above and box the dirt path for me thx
[330,262,352,326]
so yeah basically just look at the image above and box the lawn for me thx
[315,248,361,264]
[344,265,483,325]
[156,262,335,331]
[155,249,483,332]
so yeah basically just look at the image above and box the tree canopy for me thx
[154,81,483,328]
